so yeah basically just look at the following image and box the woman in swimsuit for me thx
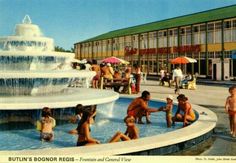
[172,94,196,127]
[69,109,100,146]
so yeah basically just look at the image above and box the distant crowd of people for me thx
[73,59,142,94]
[159,65,195,94]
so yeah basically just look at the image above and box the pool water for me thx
[0,98,182,151]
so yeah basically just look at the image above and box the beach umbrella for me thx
[102,57,129,64]
[170,56,197,64]
[71,58,81,63]
[118,58,130,65]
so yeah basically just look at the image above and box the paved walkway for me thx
[139,80,236,156]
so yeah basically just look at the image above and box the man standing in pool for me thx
[127,90,159,124]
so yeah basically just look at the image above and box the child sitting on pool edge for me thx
[109,116,139,143]
[38,107,56,141]
[158,95,174,128]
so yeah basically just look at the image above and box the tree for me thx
[54,46,74,53]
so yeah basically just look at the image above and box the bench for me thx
[99,77,132,94]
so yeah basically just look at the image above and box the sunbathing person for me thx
[127,91,159,124]
[109,116,139,143]
[172,94,196,127]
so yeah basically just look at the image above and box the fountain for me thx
[0,15,118,122]
[0,16,217,155]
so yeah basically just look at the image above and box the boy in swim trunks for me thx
[40,107,56,141]
[159,95,173,128]
[225,85,236,137]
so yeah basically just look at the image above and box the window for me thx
[194,26,199,32]
[163,31,167,36]
[224,21,231,28]
[207,23,214,31]
[158,31,163,37]
[153,32,157,38]
[186,27,191,34]
[233,20,236,27]
[200,24,206,31]
[140,35,144,40]
[169,30,173,36]
[149,33,153,39]
[215,22,222,30]
[174,29,178,35]
[181,28,185,34]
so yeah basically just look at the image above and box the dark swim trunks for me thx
[40,132,53,141]
[77,141,89,146]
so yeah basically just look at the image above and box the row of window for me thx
[79,19,236,47]
[80,30,236,52]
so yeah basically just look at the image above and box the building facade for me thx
[74,5,236,80]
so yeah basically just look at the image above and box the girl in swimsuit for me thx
[172,94,196,127]
[39,107,56,142]
[69,109,100,146]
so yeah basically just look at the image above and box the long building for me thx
[74,5,236,80]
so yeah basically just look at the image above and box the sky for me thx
[0,0,236,50]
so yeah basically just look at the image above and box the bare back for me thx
[126,126,139,139]
[127,97,148,112]
[77,122,89,142]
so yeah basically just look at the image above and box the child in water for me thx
[69,105,96,134]
[109,116,139,143]
[39,107,56,141]
[159,95,173,128]
[69,104,84,124]
[225,85,236,137]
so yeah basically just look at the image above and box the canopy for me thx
[170,56,197,64]
[102,57,129,64]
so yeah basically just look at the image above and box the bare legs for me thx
[172,113,194,127]
[92,80,98,89]
[229,115,236,137]
[174,77,180,94]
[109,131,130,143]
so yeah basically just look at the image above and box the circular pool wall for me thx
[0,96,217,155]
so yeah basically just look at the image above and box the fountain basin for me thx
[0,51,74,71]
[0,88,118,110]
[0,71,95,96]
[0,95,217,155]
